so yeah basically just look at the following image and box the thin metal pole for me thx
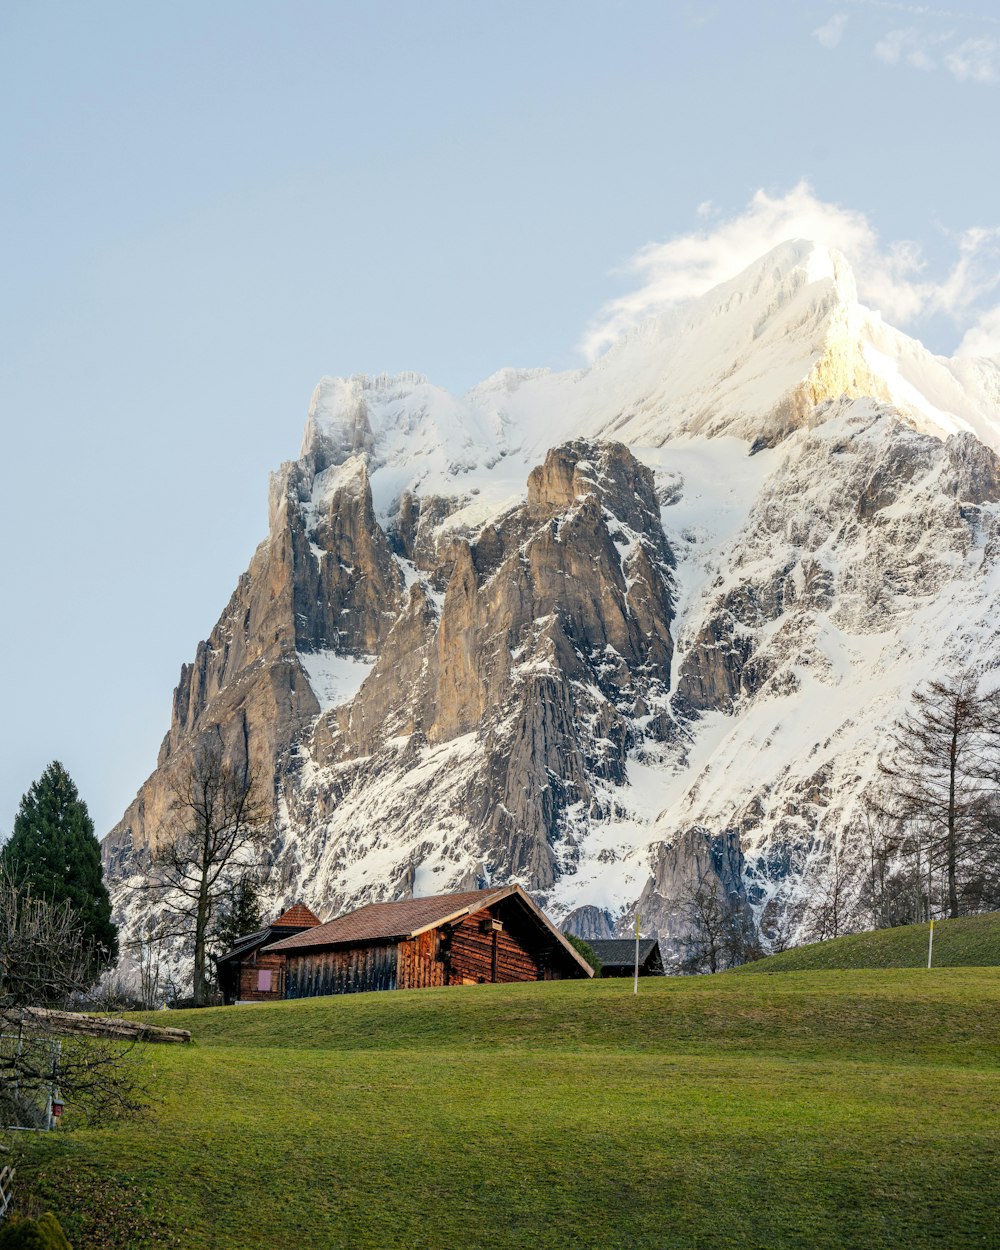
[927,917,934,970]
[633,912,640,996]
[13,1015,23,1102]
[928,856,933,922]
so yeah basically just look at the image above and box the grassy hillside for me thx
[17,971,1000,1250]
[741,911,1000,973]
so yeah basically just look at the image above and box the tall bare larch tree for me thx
[879,669,1000,919]
[144,741,270,1006]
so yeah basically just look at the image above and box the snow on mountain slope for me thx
[302,240,1000,538]
[104,238,1000,963]
[549,401,1000,931]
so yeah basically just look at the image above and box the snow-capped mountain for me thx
[103,239,1000,950]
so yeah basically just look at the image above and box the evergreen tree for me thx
[1,761,118,969]
[213,871,265,953]
[561,932,601,976]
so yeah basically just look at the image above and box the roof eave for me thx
[521,886,594,977]
[213,930,271,965]
[262,931,409,954]
[406,886,515,940]
[411,883,593,977]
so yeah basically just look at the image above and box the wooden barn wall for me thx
[285,942,398,999]
[396,930,448,990]
[444,904,548,985]
[237,951,287,1002]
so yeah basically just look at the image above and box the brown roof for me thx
[214,901,324,965]
[261,885,593,975]
[272,901,322,929]
[264,888,505,951]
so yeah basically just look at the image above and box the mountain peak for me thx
[722,236,856,293]
[280,239,1000,545]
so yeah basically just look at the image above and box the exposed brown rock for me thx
[104,449,403,866]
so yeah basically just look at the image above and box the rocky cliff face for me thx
[104,239,1000,962]
[105,436,680,908]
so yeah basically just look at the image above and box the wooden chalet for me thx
[263,885,593,998]
[586,938,665,977]
[215,901,322,1004]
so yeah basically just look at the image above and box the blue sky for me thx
[2,0,999,836]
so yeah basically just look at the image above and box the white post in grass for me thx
[633,911,641,996]
[927,917,935,970]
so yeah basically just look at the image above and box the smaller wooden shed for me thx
[215,902,322,1004]
[264,885,593,998]
[586,938,665,977]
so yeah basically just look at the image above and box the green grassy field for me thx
[17,970,1000,1250]
[741,911,1000,973]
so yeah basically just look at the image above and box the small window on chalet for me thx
[257,970,272,992]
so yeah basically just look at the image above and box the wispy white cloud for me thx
[847,0,1000,24]
[874,26,953,68]
[579,183,1000,361]
[849,0,1000,79]
[958,305,1000,356]
[813,13,849,47]
[832,0,1000,79]
[944,35,1000,79]
[873,25,1000,78]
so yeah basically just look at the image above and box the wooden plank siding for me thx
[396,929,448,990]
[443,905,547,985]
[237,952,288,1002]
[285,941,398,999]
[281,909,550,997]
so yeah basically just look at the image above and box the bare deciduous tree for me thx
[127,921,169,1011]
[0,1026,146,1127]
[959,802,1000,912]
[878,669,995,919]
[143,741,270,1006]
[0,865,89,1011]
[758,892,807,954]
[856,800,902,931]
[673,872,761,974]
[853,800,932,930]
[0,867,146,1127]
[805,839,857,941]
[963,696,1000,912]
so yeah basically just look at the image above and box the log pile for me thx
[1,1007,191,1044]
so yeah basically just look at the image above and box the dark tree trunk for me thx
[948,708,960,920]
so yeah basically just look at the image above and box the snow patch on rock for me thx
[297,651,376,713]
